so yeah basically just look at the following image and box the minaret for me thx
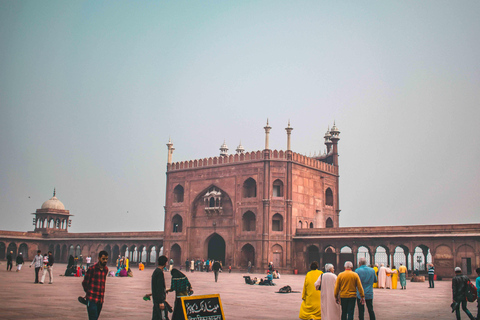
[324,126,332,154]
[235,141,245,154]
[220,140,229,156]
[330,122,340,166]
[166,137,175,164]
[264,119,272,150]
[285,120,293,151]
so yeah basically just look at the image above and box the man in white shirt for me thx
[30,250,43,283]
[86,255,92,269]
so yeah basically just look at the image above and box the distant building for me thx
[0,120,479,277]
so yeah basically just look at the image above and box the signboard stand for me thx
[181,294,225,320]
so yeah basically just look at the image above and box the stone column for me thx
[285,122,293,270]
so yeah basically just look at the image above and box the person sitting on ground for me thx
[119,267,128,277]
[139,262,145,271]
[264,271,274,285]
[127,267,133,277]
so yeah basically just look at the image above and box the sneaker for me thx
[78,297,87,305]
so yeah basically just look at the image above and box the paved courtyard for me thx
[0,263,475,319]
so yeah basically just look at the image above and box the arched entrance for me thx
[170,244,181,267]
[240,244,255,267]
[207,233,225,265]
[307,245,320,268]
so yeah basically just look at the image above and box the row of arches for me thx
[297,217,334,229]
[0,242,29,260]
[35,217,68,230]
[173,180,334,203]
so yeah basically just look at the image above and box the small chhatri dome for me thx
[330,122,340,136]
[220,140,229,156]
[236,141,245,154]
[41,188,65,210]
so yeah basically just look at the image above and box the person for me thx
[127,268,133,277]
[82,250,109,320]
[86,255,92,269]
[30,250,43,283]
[299,261,323,320]
[228,265,231,273]
[40,251,54,284]
[68,255,75,269]
[185,259,190,272]
[398,263,407,289]
[40,253,49,283]
[139,262,145,271]
[248,260,252,273]
[168,268,193,320]
[372,264,378,288]
[16,252,24,272]
[190,259,194,273]
[315,263,340,320]
[452,267,476,320]
[169,258,174,272]
[355,258,376,320]
[428,263,435,288]
[391,266,398,290]
[116,255,122,271]
[79,255,84,268]
[377,263,386,289]
[119,267,128,277]
[212,260,221,282]
[265,270,274,285]
[334,261,365,320]
[414,268,419,276]
[475,268,480,320]
[152,255,169,320]
[7,251,13,271]
[385,265,393,289]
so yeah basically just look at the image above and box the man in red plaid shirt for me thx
[82,250,109,320]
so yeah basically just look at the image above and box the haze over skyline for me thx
[1,1,479,233]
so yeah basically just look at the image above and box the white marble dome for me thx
[41,194,65,210]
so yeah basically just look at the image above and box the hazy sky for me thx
[1,1,479,233]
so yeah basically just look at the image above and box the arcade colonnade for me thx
[294,224,480,278]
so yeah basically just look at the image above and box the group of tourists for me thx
[182,258,222,273]
[299,259,374,320]
[64,254,92,277]
[114,255,133,277]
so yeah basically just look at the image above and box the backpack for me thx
[465,279,477,302]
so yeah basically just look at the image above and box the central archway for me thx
[207,233,225,265]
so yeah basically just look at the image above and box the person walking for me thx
[428,263,435,288]
[212,260,221,282]
[30,250,43,283]
[190,259,194,273]
[355,258,376,320]
[398,263,407,289]
[334,261,365,320]
[451,267,475,320]
[151,255,169,320]
[475,268,480,320]
[299,261,323,320]
[16,252,24,272]
[248,260,252,273]
[168,268,193,320]
[82,251,109,320]
[86,255,92,269]
[315,263,340,320]
[40,251,54,284]
[6,251,13,271]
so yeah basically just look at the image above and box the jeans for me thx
[214,271,219,282]
[357,298,376,320]
[454,299,475,320]
[7,261,12,271]
[428,274,434,288]
[87,300,103,320]
[340,297,356,320]
[35,267,41,283]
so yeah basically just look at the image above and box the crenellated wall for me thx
[168,150,338,175]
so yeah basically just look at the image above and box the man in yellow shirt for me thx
[334,261,365,320]
[398,263,408,289]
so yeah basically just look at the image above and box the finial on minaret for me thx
[220,140,229,156]
[166,137,175,164]
[236,141,245,154]
[53,188,56,197]
[264,119,272,150]
[285,120,293,151]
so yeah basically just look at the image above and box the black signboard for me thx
[181,294,225,320]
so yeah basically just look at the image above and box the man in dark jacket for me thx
[6,251,13,271]
[152,255,168,320]
[16,253,24,272]
[212,260,221,283]
[452,267,475,320]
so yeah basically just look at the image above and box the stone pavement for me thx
[0,263,475,319]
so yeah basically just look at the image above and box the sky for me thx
[1,1,479,233]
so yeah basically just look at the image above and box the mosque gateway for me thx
[0,121,479,278]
